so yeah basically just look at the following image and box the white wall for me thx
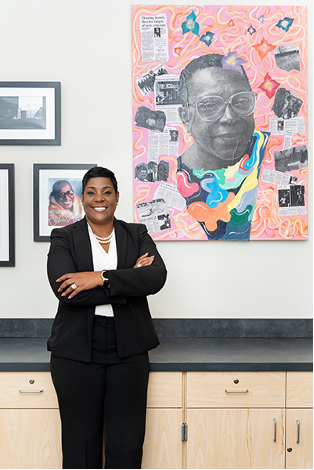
[0,0,312,319]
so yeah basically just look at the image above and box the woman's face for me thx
[56,183,74,210]
[81,177,119,226]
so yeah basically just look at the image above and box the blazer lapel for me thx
[114,218,128,269]
[73,217,94,271]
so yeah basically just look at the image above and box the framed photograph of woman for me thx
[0,82,61,145]
[0,164,15,266]
[34,163,96,242]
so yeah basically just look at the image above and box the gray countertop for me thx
[0,337,312,372]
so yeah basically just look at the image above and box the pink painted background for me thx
[132,5,307,240]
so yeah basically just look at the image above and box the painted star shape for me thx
[253,37,276,60]
[276,17,294,32]
[200,31,215,47]
[182,11,200,36]
[258,72,280,99]
[247,25,256,35]
[222,51,246,75]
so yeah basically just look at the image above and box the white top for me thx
[87,223,117,317]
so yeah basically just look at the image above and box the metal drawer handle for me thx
[296,419,300,444]
[225,389,249,393]
[273,418,277,442]
[19,389,44,393]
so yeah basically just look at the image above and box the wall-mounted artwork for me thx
[33,163,96,241]
[0,164,15,266]
[132,5,307,241]
[0,82,61,145]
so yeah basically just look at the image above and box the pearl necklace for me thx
[94,229,114,244]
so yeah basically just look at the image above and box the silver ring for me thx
[71,283,78,290]
[137,263,141,268]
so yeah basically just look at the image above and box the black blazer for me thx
[47,217,167,361]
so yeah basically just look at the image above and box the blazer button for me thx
[115,304,121,308]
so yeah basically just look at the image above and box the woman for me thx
[48,180,83,227]
[47,166,167,469]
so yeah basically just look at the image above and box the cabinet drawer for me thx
[0,372,58,408]
[147,372,182,408]
[187,371,285,408]
[286,372,313,408]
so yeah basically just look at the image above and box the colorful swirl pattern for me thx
[177,131,269,240]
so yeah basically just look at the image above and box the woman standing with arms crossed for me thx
[47,166,167,469]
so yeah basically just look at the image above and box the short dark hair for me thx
[179,53,251,106]
[82,166,118,193]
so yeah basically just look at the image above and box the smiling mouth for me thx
[93,207,107,212]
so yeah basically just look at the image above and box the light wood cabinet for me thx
[0,370,312,469]
[0,409,62,469]
[0,371,183,470]
[187,408,285,469]
[186,372,286,469]
[0,372,61,470]
[286,372,313,469]
[0,372,58,408]
[286,371,313,408]
[187,372,285,408]
[143,372,183,469]
[143,408,182,469]
[146,371,182,408]
[286,409,313,469]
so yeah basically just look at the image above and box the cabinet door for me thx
[286,409,313,469]
[0,409,62,469]
[142,409,182,469]
[187,408,284,469]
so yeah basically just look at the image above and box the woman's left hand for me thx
[56,271,103,299]
[133,252,154,269]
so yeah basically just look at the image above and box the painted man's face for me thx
[185,67,255,163]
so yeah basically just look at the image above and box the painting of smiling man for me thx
[177,53,268,240]
[132,5,307,241]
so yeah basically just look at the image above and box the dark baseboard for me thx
[0,318,312,338]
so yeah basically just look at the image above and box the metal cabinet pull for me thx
[273,418,277,442]
[19,389,44,393]
[296,419,300,444]
[225,389,249,393]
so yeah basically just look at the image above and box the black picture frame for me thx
[0,82,61,145]
[34,163,96,242]
[0,164,15,266]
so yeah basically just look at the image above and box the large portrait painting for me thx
[132,5,308,241]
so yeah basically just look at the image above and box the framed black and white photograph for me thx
[0,164,15,266]
[0,82,61,145]
[34,163,96,242]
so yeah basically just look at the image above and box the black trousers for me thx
[50,316,150,469]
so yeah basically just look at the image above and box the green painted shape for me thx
[192,167,226,185]
[229,205,253,226]
[192,168,212,179]
[214,168,226,185]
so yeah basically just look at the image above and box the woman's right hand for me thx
[133,252,154,268]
